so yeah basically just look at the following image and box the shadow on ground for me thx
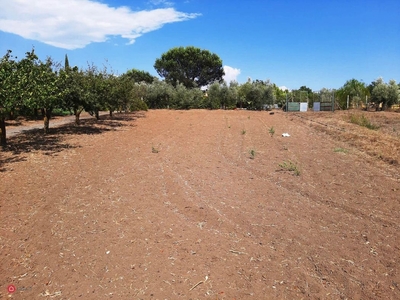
[0,112,143,172]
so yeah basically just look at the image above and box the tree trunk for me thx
[109,110,113,117]
[33,108,39,120]
[43,108,52,134]
[0,117,7,147]
[95,110,100,120]
[74,108,82,126]
[8,110,15,120]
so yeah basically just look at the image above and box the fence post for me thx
[286,92,288,112]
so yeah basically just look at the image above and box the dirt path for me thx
[0,110,399,299]
[5,112,108,138]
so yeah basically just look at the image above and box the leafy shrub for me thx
[52,108,72,116]
[130,99,148,111]
[349,114,379,130]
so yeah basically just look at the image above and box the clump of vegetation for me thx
[269,126,275,137]
[334,147,348,153]
[242,129,246,135]
[349,114,379,130]
[279,160,300,176]
[130,99,148,111]
[52,108,72,116]
[249,149,256,159]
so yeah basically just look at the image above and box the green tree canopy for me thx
[299,85,313,94]
[336,79,368,109]
[0,50,18,145]
[123,68,155,84]
[238,80,275,110]
[61,65,86,125]
[370,78,400,110]
[81,64,108,120]
[37,59,65,133]
[273,84,287,107]
[154,46,225,88]
[206,82,223,109]
[145,80,174,109]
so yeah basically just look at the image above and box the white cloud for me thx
[149,0,174,7]
[0,0,200,49]
[279,86,291,91]
[223,65,240,84]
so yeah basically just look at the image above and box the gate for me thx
[286,91,308,112]
[313,90,335,112]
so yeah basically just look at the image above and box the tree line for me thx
[0,49,148,146]
[0,47,276,146]
[335,78,400,110]
[1,46,399,147]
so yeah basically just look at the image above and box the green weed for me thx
[53,108,72,116]
[334,147,348,153]
[279,160,300,176]
[349,114,379,130]
[249,149,256,159]
[269,126,275,137]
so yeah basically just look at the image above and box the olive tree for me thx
[206,82,222,109]
[240,80,275,110]
[370,78,400,110]
[206,82,238,110]
[131,82,148,111]
[144,80,174,109]
[336,79,368,109]
[170,83,203,109]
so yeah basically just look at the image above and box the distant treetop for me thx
[154,46,225,88]
[123,68,155,84]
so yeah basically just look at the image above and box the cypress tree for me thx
[64,54,70,69]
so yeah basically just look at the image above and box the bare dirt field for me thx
[1,109,399,299]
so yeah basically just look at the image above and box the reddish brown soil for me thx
[1,109,399,299]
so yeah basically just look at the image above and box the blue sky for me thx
[0,0,399,91]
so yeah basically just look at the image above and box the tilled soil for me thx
[1,109,399,299]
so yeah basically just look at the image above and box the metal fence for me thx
[285,90,335,112]
[313,90,335,112]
